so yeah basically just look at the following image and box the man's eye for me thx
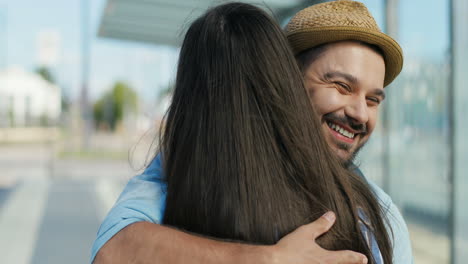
[367,97,381,104]
[335,82,351,92]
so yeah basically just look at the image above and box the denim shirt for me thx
[91,156,414,263]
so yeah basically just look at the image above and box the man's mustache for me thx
[323,113,367,134]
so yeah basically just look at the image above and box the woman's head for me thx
[170,2,309,133]
[161,3,392,263]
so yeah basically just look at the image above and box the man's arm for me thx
[94,212,368,264]
[386,201,414,264]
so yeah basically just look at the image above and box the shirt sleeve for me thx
[90,156,167,263]
[367,180,414,264]
[386,200,414,264]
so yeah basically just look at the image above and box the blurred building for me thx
[98,0,468,263]
[0,67,61,127]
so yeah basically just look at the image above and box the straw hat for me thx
[286,0,403,87]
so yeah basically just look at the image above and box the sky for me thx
[0,0,452,103]
[0,0,179,103]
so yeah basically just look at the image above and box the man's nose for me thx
[344,97,369,125]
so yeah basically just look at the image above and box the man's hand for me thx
[94,212,367,264]
[270,211,368,264]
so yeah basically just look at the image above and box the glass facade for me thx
[390,0,451,263]
[453,0,468,262]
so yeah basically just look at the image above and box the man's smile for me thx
[325,121,361,144]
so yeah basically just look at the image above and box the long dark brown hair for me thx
[159,3,392,263]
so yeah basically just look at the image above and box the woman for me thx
[159,3,392,263]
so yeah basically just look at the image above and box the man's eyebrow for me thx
[323,71,358,85]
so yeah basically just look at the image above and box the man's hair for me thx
[159,3,392,263]
[296,41,385,73]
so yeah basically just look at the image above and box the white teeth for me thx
[328,122,355,139]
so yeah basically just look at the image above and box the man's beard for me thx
[339,141,365,169]
[322,112,368,168]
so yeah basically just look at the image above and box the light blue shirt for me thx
[91,156,414,263]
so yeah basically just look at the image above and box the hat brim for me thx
[287,26,403,87]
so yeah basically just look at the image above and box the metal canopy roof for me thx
[98,0,309,47]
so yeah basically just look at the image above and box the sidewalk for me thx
[0,179,50,264]
[0,177,126,264]
[0,142,135,264]
[30,179,102,264]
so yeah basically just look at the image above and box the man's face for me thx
[303,41,386,163]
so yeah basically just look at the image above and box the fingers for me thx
[332,250,368,264]
[275,211,367,264]
[304,211,336,239]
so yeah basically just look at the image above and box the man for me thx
[92,1,413,263]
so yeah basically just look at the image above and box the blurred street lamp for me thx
[81,0,91,149]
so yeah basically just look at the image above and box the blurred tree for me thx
[156,83,174,102]
[93,81,138,131]
[36,66,55,84]
[61,93,70,113]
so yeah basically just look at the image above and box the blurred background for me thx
[0,0,465,263]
